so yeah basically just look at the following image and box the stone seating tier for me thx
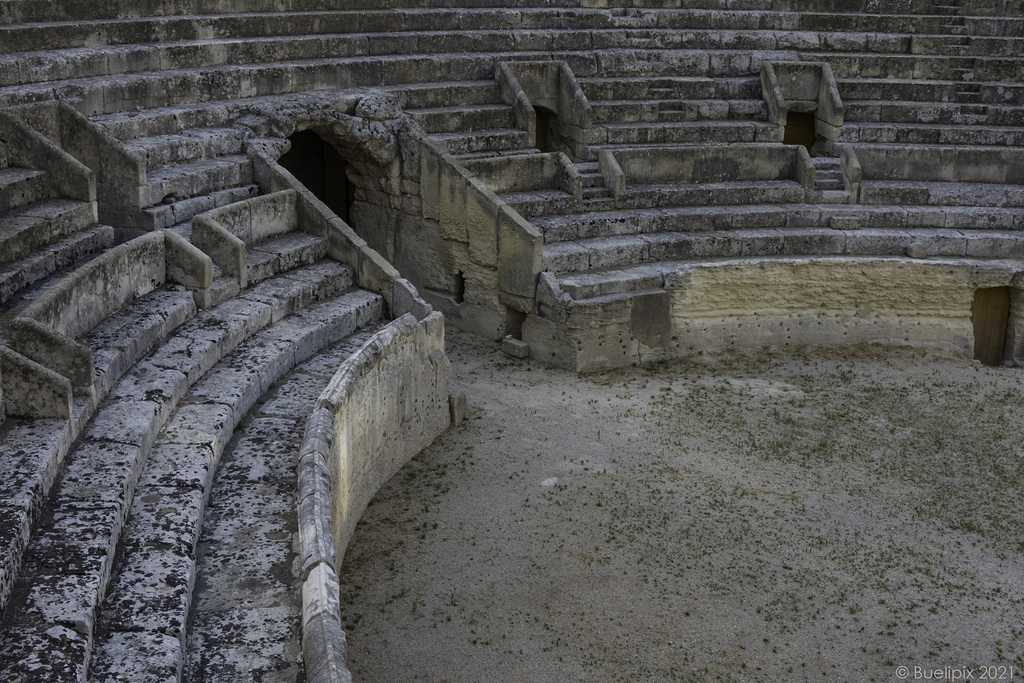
[0,278,384,682]
[4,27,1020,88]
[1,0,1024,677]
[0,6,1020,51]
[544,227,1024,277]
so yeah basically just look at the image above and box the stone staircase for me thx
[403,81,531,159]
[0,146,113,310]
[576,161,616,211]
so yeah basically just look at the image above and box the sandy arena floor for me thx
[338,329,1024,683]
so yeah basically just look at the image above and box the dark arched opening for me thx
[782,111,817,151]
[534,106,561,154]
[278,129,355,223]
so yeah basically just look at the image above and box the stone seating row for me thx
[801,51,1024,82]
[0,0,611,25]
[0,267,384,681]
[0,142,444,677]
[5,25,1021,89]
[1,4,1019,52]
[544,226,1024,277]
[533,202,1024,244]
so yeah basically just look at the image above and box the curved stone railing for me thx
[3,230,211,395]
[296,311,451,682]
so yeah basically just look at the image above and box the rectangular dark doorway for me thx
[783,111,816,150]
[971,286,1009,365]
[534,106,559,154]
[278,130,353,223]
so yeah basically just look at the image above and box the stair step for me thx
[502,189,578,220]
[0,225,115,311]
[387,80,501,109]
[431,128,530,155]
[142,155,253,208]
[103,184,258,231]
[0,167,48,213]
[0,199,95,268]
[124,128,246,171]
[592,120,780,148]
[408,104,515,134]
[246,232,329,286]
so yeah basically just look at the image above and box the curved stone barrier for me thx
[297,311,451,682]
[4,230,211,393]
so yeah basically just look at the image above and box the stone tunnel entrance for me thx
[971,286,1010,365]
[534,106,561,154]
[782,111,817,150]
[279,129,356,223]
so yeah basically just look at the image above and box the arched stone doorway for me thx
[278,129,356,223]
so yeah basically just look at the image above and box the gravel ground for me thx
[338,329,1024,683]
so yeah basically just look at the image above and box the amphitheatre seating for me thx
[598,143,816,208]
[854,144,1024,207]
[0,0,1023,678]
[0,168,448,679]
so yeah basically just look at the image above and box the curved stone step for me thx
[0,224,115,310]
[842,122,1024,147]
[0,167,48,214]
[247,232,328,287]
[838,77,1024,106]
[502,189,579,220]
[588,120,781,150]
[550,227,1024,290]
[533,200,1024,246]
[407,103,515,134]
[88,298,382,683]
[430,128,531,155]
[0,260,364,671]
[124,129,246,172]
[0,199,95,268]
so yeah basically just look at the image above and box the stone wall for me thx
[525,257,1024,372]
[296,311,451,682]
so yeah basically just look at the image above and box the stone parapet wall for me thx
[524,257,1024,372]
[296,311,451,682]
